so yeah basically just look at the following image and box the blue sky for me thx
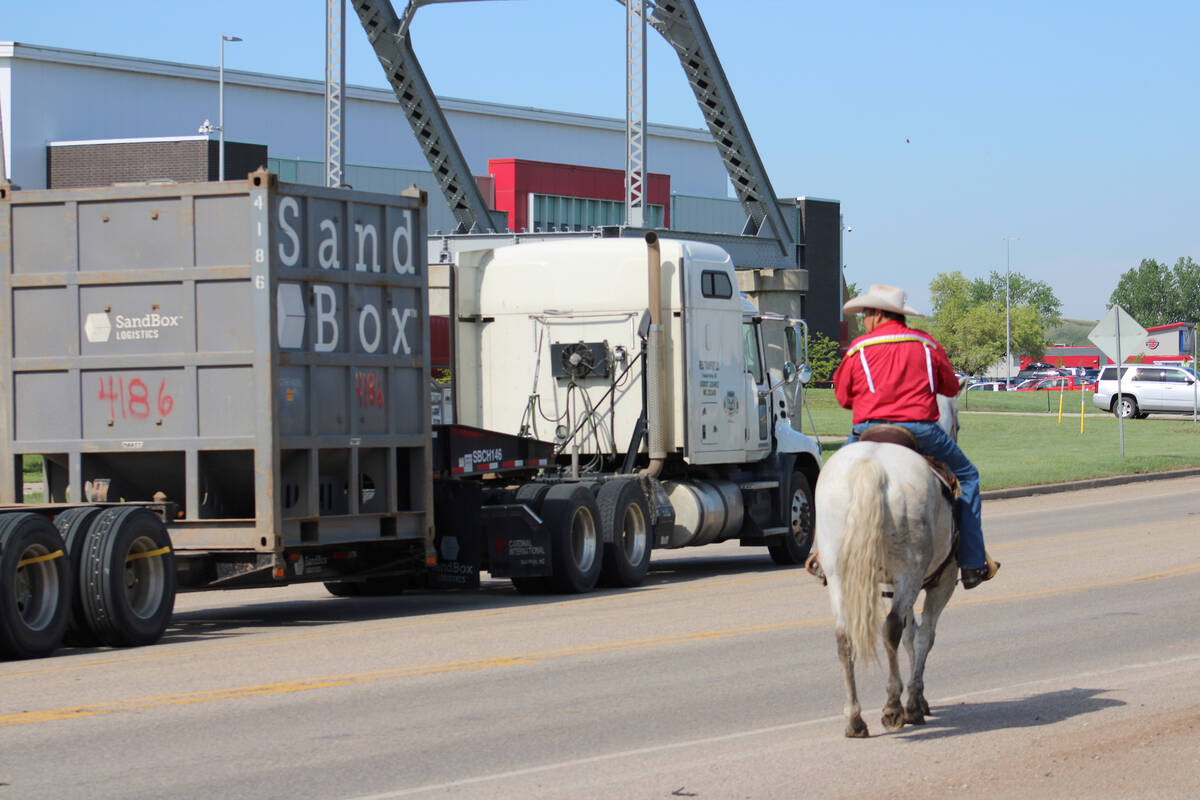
[5,0,1197,320]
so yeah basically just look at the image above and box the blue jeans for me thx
[845,420,985,570]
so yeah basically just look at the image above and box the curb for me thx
[980,467,1200,501]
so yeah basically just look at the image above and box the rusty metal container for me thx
[0,172,432,558]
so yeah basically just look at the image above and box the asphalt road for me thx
[2,477,1198,800]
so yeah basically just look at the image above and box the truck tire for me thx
[324,581,363,597]
[510,483,553,594]
[325,577,406,597]
[597,478,652,587]
[54,506,105,646]
[0,513,71,660]
[80,507,176,647]
[542,483,602,593]
[768,472,814,566]
[1113,396,1139,419]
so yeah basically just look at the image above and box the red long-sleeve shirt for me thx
[833,320,960,424]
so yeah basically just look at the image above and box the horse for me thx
[813,394,960,738]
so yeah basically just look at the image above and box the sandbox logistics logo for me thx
[84,312,112,343]
[84,311,183,343]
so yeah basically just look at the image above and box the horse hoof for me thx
[845,718,870,738]
[882,709,906,732]
[904,708,926,725]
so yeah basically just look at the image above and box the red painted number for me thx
[355,371,385,409]
[97,376,174,420]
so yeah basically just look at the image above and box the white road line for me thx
[340,652,1200,800]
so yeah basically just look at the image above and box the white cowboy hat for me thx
[842,284,924,317]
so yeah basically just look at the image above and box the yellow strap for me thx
[126,546,171,563]
[17,549,64,569]
[846,333,938,358]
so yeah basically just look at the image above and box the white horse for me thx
[813,395,960,738]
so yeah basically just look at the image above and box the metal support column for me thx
[351,0,503,232]
[622,0,796,259]
[625,0,647,228]
[326,0,348,188]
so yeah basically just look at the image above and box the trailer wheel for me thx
[768,472,814,566]
[324,581,363,597]
[509,483,554,594]
[80,507,176,647]
[542,483,602,593]
[597,479,652,587]
[54,506,105,646]
[0,513,71,659]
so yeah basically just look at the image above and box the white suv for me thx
[1092,364,1200,418]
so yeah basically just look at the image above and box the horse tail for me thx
[837,455,889,666]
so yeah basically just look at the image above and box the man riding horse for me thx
[833,284,999,589]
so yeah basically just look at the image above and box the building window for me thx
[529,193,664,232]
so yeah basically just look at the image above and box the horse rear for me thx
[814,441,957,737]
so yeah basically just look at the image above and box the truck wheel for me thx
[80,507,176,647]
[768,472,814,566]
[54,506,105,646]
[597,479,652,587]
[0,513,71,659]
[1113,396,1139,419]
[510,483,554,594]
[542,483,602,593]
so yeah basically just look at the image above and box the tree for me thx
[972,271,1063,329]
[1109,257,1200,326]
[927,270,1049,374]
[843,280,864,340]
[806,330,843,382]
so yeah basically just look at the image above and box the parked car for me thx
[1092,364,1200,418]
[1032,376,1095,391]
[1010,379,1043,391]
[1015,362,1070,381]
[966,381,1008,392]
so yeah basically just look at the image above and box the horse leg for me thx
[880,609,906,731]
[906,565,957,724]
[901,608,925,724]
[836,626,869,738]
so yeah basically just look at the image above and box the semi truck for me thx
[0,172,820,660]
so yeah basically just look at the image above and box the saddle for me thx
[858,424,960,504]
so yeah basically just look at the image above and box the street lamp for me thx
[218,34,242,181]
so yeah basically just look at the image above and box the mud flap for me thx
[431,479,483,589]
[481,503,551,579]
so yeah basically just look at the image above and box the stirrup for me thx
[805,551,826,585]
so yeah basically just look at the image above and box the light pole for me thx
[219,34,242,181]
[1002,236,1017,383]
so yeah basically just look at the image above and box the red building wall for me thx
[488,158,670,232]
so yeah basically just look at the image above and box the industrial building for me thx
[1,41,844,342]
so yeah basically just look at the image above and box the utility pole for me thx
[1001,236,1017,382]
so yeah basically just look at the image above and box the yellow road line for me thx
[2,562,1198,727]
[0,571,788,681]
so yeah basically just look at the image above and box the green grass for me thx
[795,388,1200,490]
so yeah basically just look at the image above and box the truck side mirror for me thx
[797,364,813,385]
[783,362,796,384]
